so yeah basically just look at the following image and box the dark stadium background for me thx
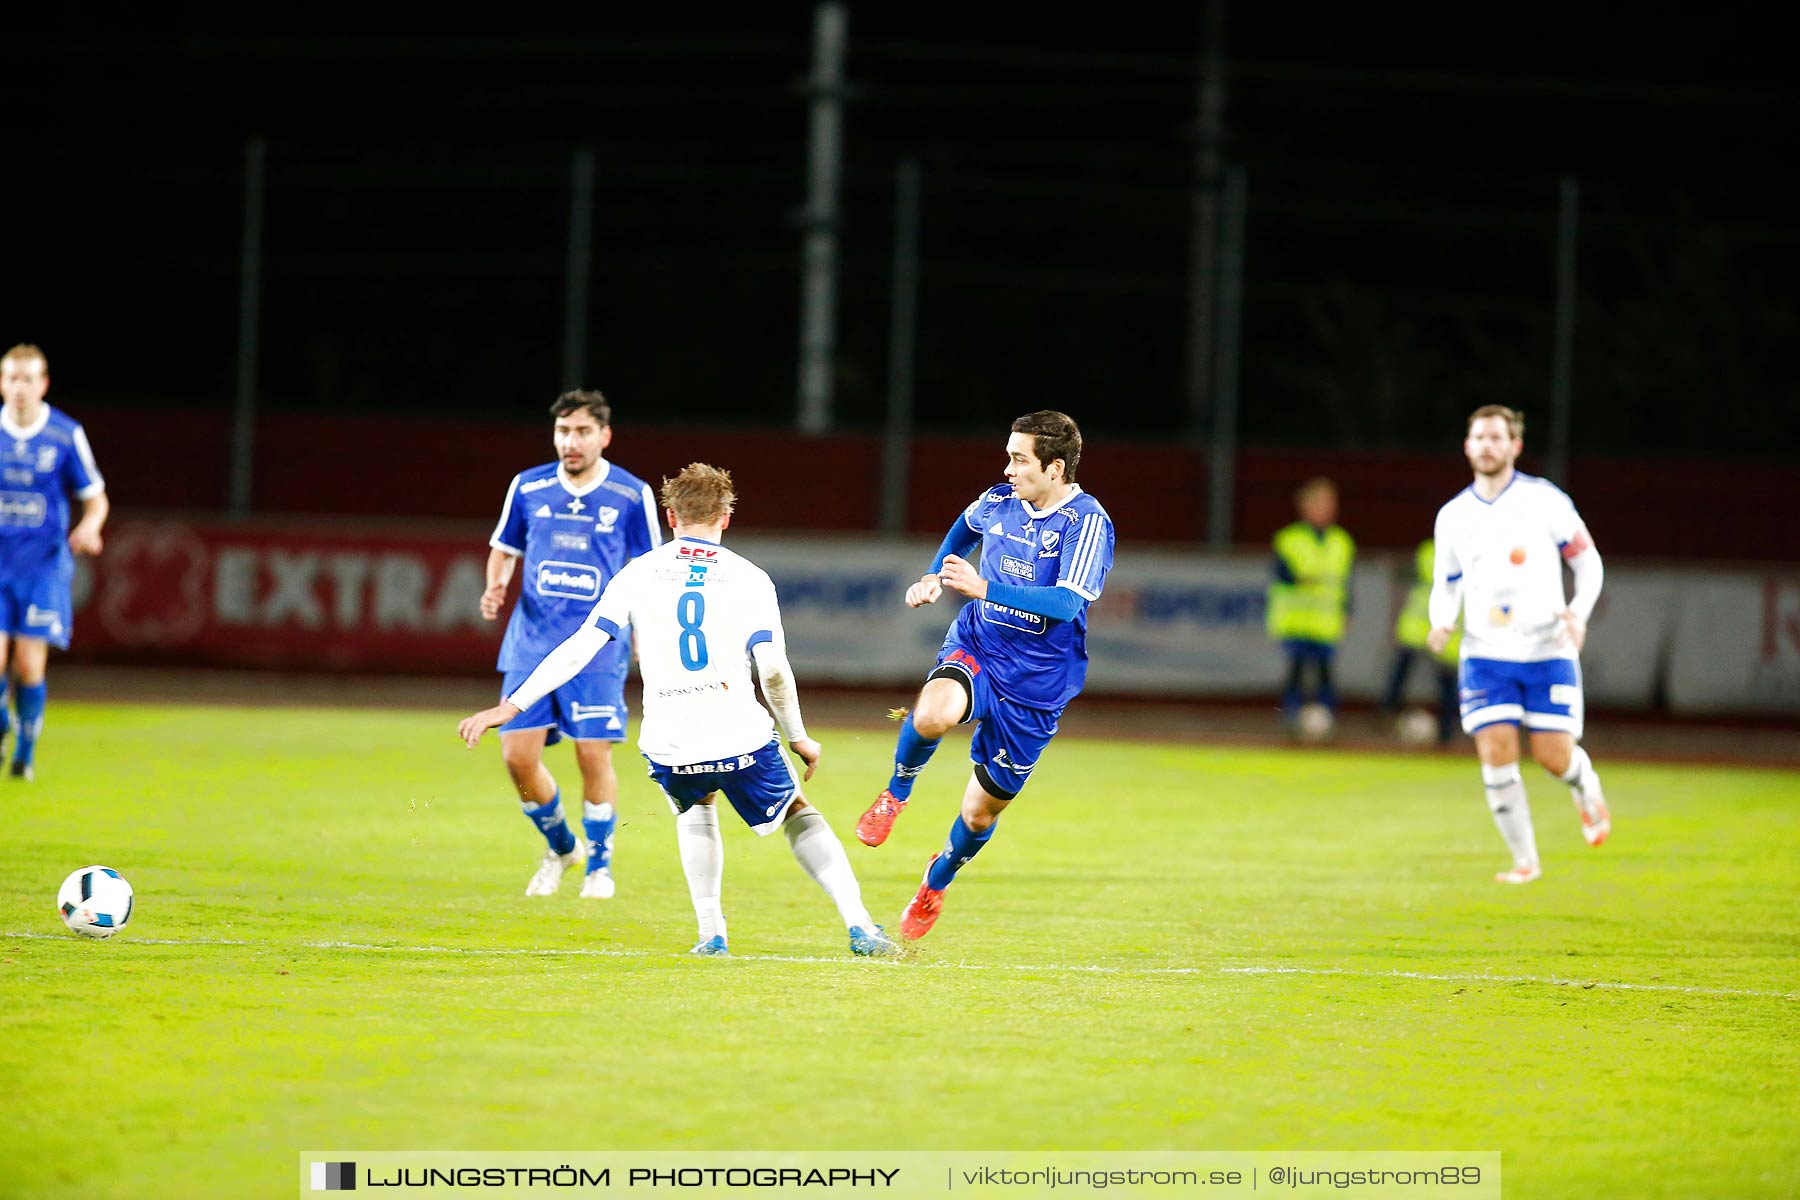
[6,8,1797,562]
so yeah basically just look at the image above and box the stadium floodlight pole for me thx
[561,147,597,392]
[1207,166,1247,550]
[1184,0,1228,449]
[796,2,849,435]
[229,136,267,518]
[879,158,922,534]
[1546,175,1580,487]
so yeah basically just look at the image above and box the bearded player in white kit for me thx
[459,463,900,956]
[1428,405,1611,884]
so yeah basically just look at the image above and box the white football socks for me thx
[1481,762,1539,868]
[675,803,726,942]
[783,807,876,930]
[1558,745,1600,796]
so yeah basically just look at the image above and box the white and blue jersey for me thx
[0,405,105,649]
[490,460,661,673]
[946,483,1115,713]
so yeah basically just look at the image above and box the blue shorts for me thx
[0,568,74,650]
[1459,656,1584,737]
[932,642,1061,800]
[646,737,799,836]
[500,639,630,744]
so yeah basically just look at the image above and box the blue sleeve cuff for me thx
[593,615,625,641]
[746,629,773,653]
[929,516,983,575]
[982,581,1085,622]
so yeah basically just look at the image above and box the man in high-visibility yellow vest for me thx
[1266,477,1354,730]
[1379,538,1460,742]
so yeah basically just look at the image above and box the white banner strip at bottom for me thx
[299,1151,1501,1198]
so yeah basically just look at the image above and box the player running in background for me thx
[0,344,107,781]
[460,463,899,958]
[1429,404,1610,884]
[481,391,660,898]
[856,410,1115,941]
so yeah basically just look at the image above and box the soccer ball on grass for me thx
[57,866,134,939]
[1295,702,1335,743]
[1396,707,1439,746]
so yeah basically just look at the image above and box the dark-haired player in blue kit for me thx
[0,344,108,782]
[482,390,660,898]
[856,410,1115,941]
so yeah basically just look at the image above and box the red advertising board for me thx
[68,519,504,674]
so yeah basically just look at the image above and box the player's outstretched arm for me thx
[459,701,522,748]
[751,638,819,780]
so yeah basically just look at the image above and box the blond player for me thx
[1429,405,1610,884]
[459,463,899,956]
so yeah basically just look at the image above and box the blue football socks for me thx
[0,679,12,743]
[13,682,46,771]
[583,801,616,873]
[926,815,995,890]
[887,713,941,801]
[523,791,578,856]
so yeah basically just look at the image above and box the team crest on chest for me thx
[597,506,620,533]
[36,446,57,472]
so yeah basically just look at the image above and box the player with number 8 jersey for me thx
[459,463,899,957]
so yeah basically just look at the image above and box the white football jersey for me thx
[587,536,786,765]
[1432,472,1594,663]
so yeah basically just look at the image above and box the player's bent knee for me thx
[916,674,973,736]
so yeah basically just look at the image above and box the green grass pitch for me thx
[1,701,1796,1198]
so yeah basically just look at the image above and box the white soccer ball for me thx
[57,866,134,939]
[1296,702,1335,742]
[1397,707,1438,746]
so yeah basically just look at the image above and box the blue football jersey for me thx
[0,405,105,579]
[490,459,661,672]
[949,482,1115,710]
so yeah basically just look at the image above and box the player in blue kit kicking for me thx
[0,344,108,781]
[481,391,660,897]
[856,410,1115,941]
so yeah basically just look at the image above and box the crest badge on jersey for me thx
[597,506,619,533]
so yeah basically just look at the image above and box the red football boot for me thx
[856,789,907,847]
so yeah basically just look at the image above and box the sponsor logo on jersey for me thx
[0,492,48,527]
[596,506,619,533]
[534,504,553,518]
[552,496,590,521]
[537,560,601,600]
[520,476,558,494]
[550,531,589,551]
[1000,555,1035,579]
[677,545,718,560]
[656,681,724,700]
[980,602,1047,635]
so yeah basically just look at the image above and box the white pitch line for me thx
[8,930,1797,1001]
